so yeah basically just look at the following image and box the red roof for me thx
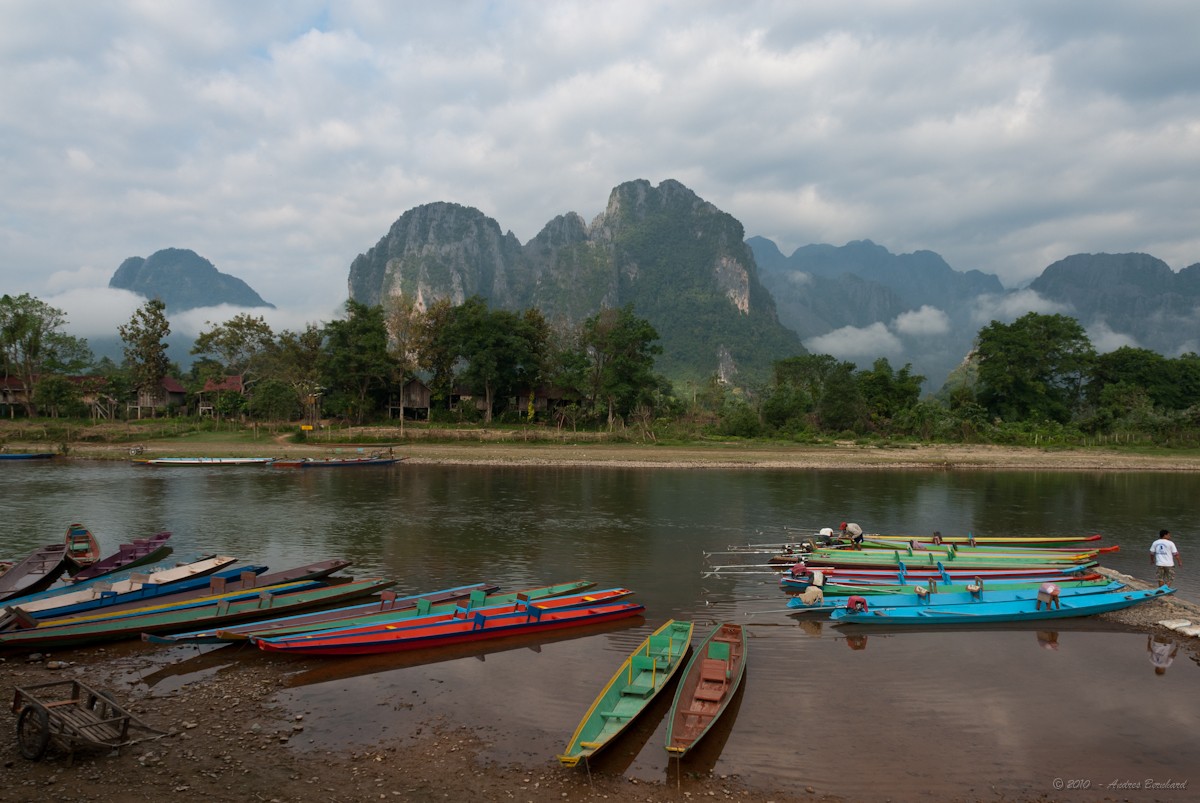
[201,375,244,393]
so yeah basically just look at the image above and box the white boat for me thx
[132,457,274,466]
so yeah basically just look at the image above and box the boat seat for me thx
[622,656,657,697]
[706,640,731,662]
[599,711,630,720]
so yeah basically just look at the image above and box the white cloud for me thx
[1,1,1199,314]
[970,289,1070,326]
[893,305,950,336]
[805,322,902,359]
[1087,320,1140,354]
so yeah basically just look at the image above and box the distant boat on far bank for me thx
[0,451,56,460]
[132,456,275,466]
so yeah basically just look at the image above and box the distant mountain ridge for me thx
[109,247,273,311]
[349,179,803,382]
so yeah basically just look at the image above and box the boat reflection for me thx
[664,671,747,783]
[280,615,645,688]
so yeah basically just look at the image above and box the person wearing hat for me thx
[1150,529,1181,587]
[840,521,864,549]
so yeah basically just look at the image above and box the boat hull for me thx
[255,601,646,656]
[664,622,747,759]
[559,619,694,767]
[829,586,1175,624]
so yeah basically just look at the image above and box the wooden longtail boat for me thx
[779,565,1093,590]
[829,586,1175,624]
[0,578,394,650]
[788,581,1127,612]
[254,587,635,647]
[69,532,173,583]
[254,599,645,656]
[854,533,1103,548]
[63,524,101,572]
[131,457,275,466]
[44,559,350,619]
[664,622,747,759]
[558,620,694,768]
[803,574,1110,597]
[269,455,404,468]
[155,580,593,644]
[805,548,1094,569]
[2,556,242,620]
[0,451,55,460]
[0,544,68,601]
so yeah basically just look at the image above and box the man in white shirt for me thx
[1149,529,1181,587]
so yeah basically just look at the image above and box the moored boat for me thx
[664,622,747,759]
[559,619,694,767]
[0,577,395,650]
[63,523,101,572]
[69,532,173,583]
[132,457,275,466]
[828,586,1175,624]
[0,543,68,601]
[254,598,645,656]
[269,454,404,468]
[149,581,597,644]
[788,580,1127,612]
[0,451,55,460]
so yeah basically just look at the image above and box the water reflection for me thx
[1036,630,1060,651]
[1147,633,1179,675]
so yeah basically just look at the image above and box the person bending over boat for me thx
[1150,529,1181,587]
[840,522,864,549]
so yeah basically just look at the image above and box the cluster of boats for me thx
[709,531,1174,624]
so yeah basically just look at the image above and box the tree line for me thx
[3,292,1198,446]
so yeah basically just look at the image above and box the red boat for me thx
[255,599,645,656]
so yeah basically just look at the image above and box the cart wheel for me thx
[16,706,50,761]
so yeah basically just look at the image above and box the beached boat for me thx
[69,532,173,583]
[559,619,694,767]
[63,523,101,572]
[828,586,1175,624]
[1,556,243,623]
[132,456,275,466]
[0,451,55,460]
[254,598,645,656]
[0,577,394,650]
[664,622,747,759]
[788,580,1127,612]
[151,580,594,644]
[269,455,404,468]
[0,543,68,601]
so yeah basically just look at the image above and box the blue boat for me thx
[789,581,1128,613]
[829,586,1175,624]
[0,452,55,460]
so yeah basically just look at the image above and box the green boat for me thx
[559,619,694,767]
[151,580,598,644]
[815,575,1113,596]
[0,578,394,650]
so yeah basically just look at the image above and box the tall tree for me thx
[581,305,661,428]
[118,299,172,416]
[268,324,325,425]
[191,314,275,377]
[414,298,458,410]
[447,299,548,423]
[0,293,91,416]
[321,300,395,423]
[975,312,1095,423]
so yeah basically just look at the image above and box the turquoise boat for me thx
[829,586,1175,624]
[788,580,1127,612]
[559,619,694,767]
[664,622,747,759]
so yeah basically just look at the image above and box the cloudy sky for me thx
[3,1,1199,342]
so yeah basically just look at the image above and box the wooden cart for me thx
[11,679,167,763]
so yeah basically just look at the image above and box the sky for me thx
[3,1,1199,346]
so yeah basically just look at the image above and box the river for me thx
[2,460,1196,800]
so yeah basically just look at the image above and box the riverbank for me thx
[17,432,1200,472]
